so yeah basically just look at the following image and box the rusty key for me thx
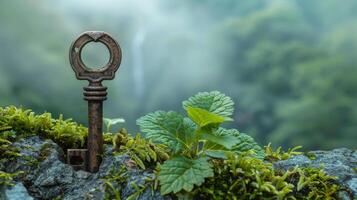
[69,31,122,172]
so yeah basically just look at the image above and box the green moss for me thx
[38,142,53,162]
[103,165,127,200]
[23,155,40,168]
[264,143,303,162]
[193,154,340,200]
[112,129,169,170]
[0,106,346,199]
[0,106,87,150]
[305,152,317,160]
[0,171,23,186]
[103,164,157,200]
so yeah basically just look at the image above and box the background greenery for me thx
[0,0,356,150]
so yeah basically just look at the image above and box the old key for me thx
[68,31,122,172]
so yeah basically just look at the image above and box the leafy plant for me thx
[137,91,264,195]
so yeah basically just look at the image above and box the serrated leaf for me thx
[186,106,232,128]
[158,156,214,194]
[214,128,265,159]
[183,91,234,118]
[137,111,195,153]
[233,133,265,159]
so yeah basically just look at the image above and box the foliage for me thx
[103,164,157,200]
[112,128,169,169]
[103,165,127,200]
[0,106,87,150]
[0,134,21,163]
[1,0,357,151]
[264,143,303,162]
[194,154,340,200]
[0,171,23,187]
[158,156,213,195]
[0,103,344,199]
[138,91,264,195]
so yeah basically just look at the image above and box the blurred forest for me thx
[0,0,356,150]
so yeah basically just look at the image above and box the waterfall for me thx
[132,29,146,99]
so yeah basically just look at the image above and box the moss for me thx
[0,106,87,151]
[0,106,347,199]
[264,143,303,162]
[23,155,40,168]
[112,129,169,170]
[0,171,23,187]
[193,154,340,200]
[305,152,317,160]
[103,165,127,200]
[103,164,157,200]
[38,142,53,162]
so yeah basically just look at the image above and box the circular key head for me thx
[69,31,122,82]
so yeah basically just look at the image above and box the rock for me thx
[274,148,357,199]
[2,136,355,200]
[3,136,167,200]
[2,182,34,200]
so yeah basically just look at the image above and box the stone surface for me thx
[2,182,34,200]
[1,136,356,200]
[2,136,167,200]
[274,148,357,199]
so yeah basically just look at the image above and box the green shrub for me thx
[137,91,264,196]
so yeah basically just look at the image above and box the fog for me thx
[1,0,356,150]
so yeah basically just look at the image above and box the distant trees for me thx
[0,0,356,149]
[214,1,357,149]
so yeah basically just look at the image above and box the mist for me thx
[1,0,356,150]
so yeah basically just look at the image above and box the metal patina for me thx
[68,31,122,172]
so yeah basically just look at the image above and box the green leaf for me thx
[186,106,232,128]
[137,111,195,153]
[214,128,265,159]
[233,133,265,159]
[202,128,240,159]
[183,91,234,118]
[205,150,236,159]
[158,156,214,194]
[201,132,239,149]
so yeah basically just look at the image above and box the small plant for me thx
[112,129,169,169]
[264,143,302,162]
[137,91,263,195]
